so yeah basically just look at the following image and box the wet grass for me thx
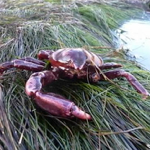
[0,0,150,150]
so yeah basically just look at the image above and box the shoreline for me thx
[121,0,150,10]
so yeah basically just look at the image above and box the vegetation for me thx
[0,0,150,149]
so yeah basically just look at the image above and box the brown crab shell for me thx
[49,48,103,70]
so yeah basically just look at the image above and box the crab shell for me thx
[49,48,103,70]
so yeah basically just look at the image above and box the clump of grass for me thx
[0,0,150,150]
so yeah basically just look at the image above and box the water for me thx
[117,17,150,71]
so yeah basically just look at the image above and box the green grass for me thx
[0,0,150,150]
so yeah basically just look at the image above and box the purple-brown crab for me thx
[0,48,149,120]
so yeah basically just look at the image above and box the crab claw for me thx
[71,105,92,120]
[33,91,92,120]
[25,70,92,120]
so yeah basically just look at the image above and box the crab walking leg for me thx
[0,59,45,74]
[25,71,91,120]
[20,57,45,65]
[99,62,122,70]
[100,69,149,98]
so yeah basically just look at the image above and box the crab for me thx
[0,48,149,120]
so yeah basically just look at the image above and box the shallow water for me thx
[117,16,150,71]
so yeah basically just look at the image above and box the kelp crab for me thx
[0,48,149,120]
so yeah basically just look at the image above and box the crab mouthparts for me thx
[73,62,85,70]
[72,58,86,70]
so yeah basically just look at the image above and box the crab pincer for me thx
[25,71,91,120]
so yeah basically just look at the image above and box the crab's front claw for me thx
[70,105,92,120]
[26,70,91,120]
[35,91,91,120]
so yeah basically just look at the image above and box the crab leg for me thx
[100,62,122,69]
[25,71,91,120]
[37,50,54,60]
[0,58,45,74]
[20,57,45,65]
[100,69,149,98]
